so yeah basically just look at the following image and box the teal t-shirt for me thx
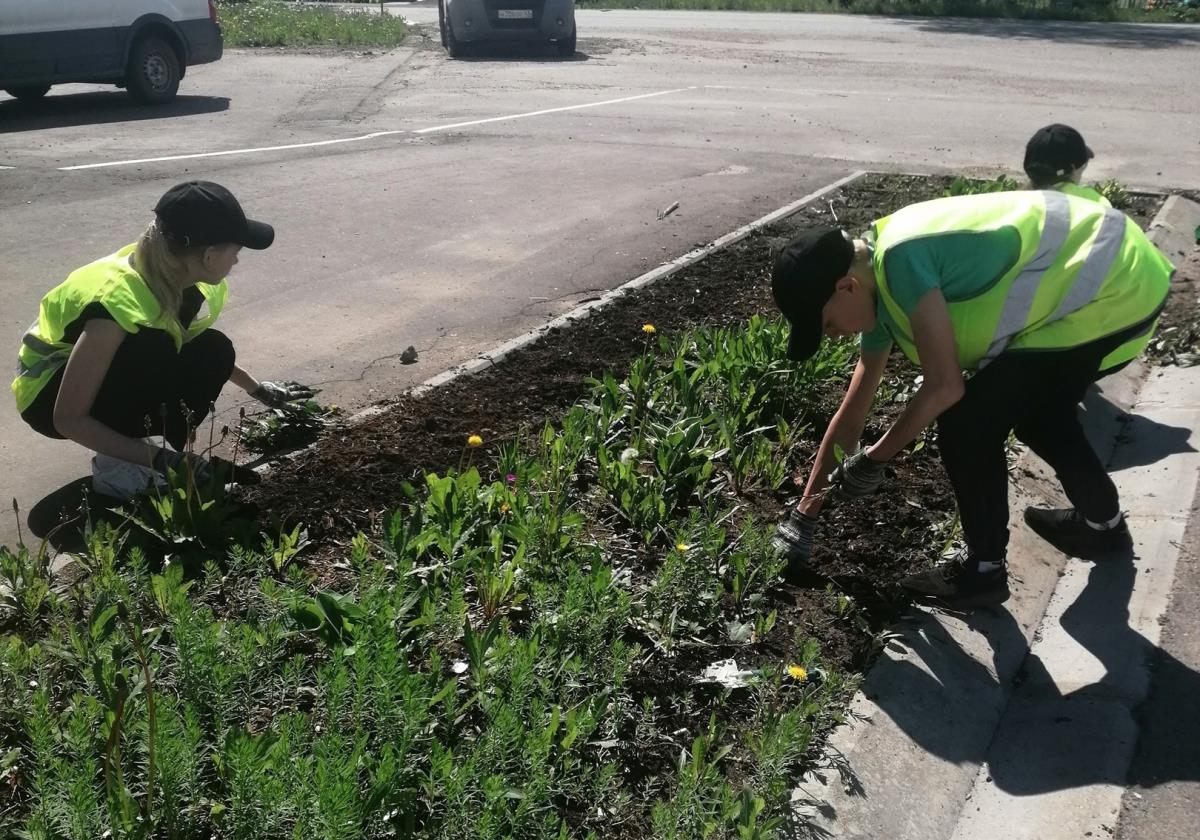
[860,228,1022,353]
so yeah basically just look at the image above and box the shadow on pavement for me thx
[1107,411,1196,471]
[897,17,1200,49]
[24,477,123,555]
[0,93,230,134]
[872,546,1200,796]
[451,43,592,62]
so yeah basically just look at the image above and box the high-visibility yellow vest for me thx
[12,244,229,412]
[1055,181,1112,208]
[871,191,1172,372]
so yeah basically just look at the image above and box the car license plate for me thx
[498,9,534,18]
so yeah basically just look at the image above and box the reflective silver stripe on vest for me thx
[15,354,68,380]
[1048,207,1126,322]
[21,330,62,358]
[17,323,71,380]
[978,191,1072,368]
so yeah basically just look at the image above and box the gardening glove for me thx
[772,508,817,565]
[829,449,887,499]
[251,380,314,409]
[152,448,213,485]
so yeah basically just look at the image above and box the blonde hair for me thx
[132,219,201,340]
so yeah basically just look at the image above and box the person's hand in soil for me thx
[829,449,888,498]
[250,380,315,409]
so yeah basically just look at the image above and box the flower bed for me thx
[0,174,1171,837]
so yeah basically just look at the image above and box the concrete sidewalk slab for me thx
[950,698,1136,840]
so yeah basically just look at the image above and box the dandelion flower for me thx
[467,434,483,447]
[499,502,511,514]
[787,664,808,682]
[642,324,656,334]
[676,542,690,552]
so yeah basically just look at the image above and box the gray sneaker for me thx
[91,453,166,500]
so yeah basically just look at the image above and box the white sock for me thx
[1085,512,1123,531]
[976,559,1004,573]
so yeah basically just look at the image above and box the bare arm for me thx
[867,289,965,462]
[229,363,259,394]
[798,346,890,516]
[52,320,160,467]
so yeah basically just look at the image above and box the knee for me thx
[191,329,236,379]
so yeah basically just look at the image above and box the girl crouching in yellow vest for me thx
[12,181,311,500]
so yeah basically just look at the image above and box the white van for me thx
[0,0,223,105]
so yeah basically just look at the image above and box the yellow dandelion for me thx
[642,324,656,334]
[499,502,511,514]
[787,664,808,681]
[676,542,690,552]
[467,434,483,447]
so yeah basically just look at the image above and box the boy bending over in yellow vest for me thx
[770,189,1173,608]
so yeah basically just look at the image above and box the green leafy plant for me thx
[943,174,1020,196]
[1091,178,1132,209]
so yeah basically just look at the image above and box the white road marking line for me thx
[0,165,15,170]
[413,87,696,134]
[55,86,697,171]
[57,129,409,171]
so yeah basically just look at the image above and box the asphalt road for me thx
[2,10,1198,549]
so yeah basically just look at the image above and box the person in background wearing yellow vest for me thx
[769,189,1173,608]
[1024,123,1111,207]
[12,181,312,500]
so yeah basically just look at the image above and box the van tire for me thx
[126,36,181,105]
[5,85,51,102]
[556,28,576,58]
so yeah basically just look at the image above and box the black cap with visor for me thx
[1023,124,1094,185]
[771,227,855,361]
[153,181,275,251]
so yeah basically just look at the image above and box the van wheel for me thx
[556,28,576,58]
[5,85,51,102]
[126,36,180,105]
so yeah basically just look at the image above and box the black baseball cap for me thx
[772,227,855,361]
[153,181,274,250]
[1024,124,1094,183]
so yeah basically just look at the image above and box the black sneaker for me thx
[900,554,1010,609]
[1023,507,1132,559]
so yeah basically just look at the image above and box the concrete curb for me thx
[795,196,1200,838]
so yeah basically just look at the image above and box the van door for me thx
[0,1,118,86]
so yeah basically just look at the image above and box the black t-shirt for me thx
[61,286,204,345]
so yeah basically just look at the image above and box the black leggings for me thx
[936,333,1127,565]
[21,328,236,452]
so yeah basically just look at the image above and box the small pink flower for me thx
[506,473,517,484]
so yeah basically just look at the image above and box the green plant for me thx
[239,399,337,454]
[943,174,1020,196]
[1091,178,1132,209]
